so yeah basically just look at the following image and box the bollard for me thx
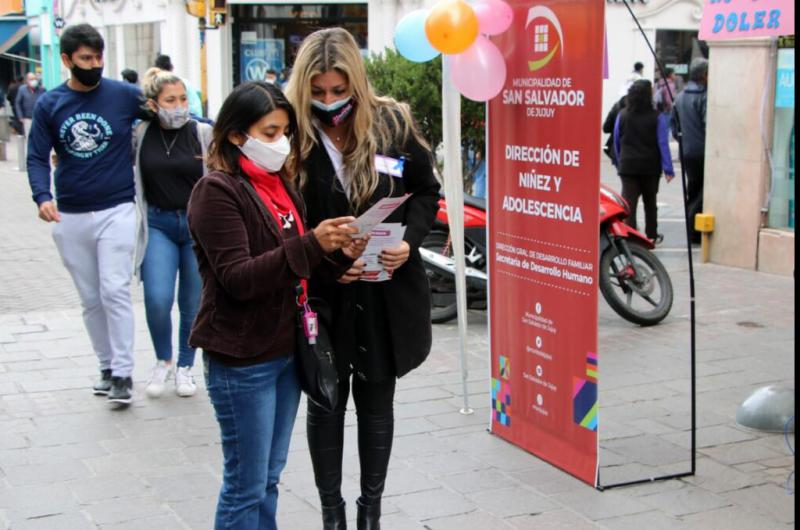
[694,213,715,263]
[0,114,9,162]
[16,135,26,171]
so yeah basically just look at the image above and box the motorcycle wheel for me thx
[599,241,673,326]
[421,231,458,324]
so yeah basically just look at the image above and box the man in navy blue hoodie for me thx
[671,58,708,245]
[27,24,146,407]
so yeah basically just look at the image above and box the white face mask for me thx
[238,134,291,173]
[157,105,190,130]
[29,80,39,89]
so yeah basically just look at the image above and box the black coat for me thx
[616,108,662,177]
[301,128,440,381]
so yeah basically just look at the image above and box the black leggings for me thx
[307,374,396,507]
[620,174,661,239]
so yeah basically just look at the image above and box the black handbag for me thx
[294,284,339,412]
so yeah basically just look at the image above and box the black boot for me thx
[322,500,347,530]
[307,401,347,526]
[356,498,380,530]
[356,410,394,530]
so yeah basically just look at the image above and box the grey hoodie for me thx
[670,81,707,160]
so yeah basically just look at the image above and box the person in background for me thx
[26,24,146,407]
[287,27,440,530]
[614,79,674,245]
[279,67,292,90]
[15,72,46,138]
[265,69,279,85]
[654,67,676,114]
[6,76,24,134]
[121,68,139,86]
[134,67,213,399]
[620,61,645,97]
[603,94,627,168]
[671,58,708,245]
[188,80,364,530]
[154,54,204,118]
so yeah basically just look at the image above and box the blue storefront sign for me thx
[775,48,794,109]
[240,35,285,82]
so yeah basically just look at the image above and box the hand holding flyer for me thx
[351,194,412,237]
[360,223,406,282]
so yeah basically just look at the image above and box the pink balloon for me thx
[473,0,513,36]
[449,36,507,102]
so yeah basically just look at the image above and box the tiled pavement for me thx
[0,143,794,529]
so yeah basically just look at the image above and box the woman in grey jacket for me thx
[134,67,213,398]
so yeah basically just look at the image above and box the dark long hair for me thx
[626,79,654,114]
[207,82,300,179]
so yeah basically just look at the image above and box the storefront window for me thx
[231,4,368,85]
[104,23,161,83]
[655,30,708,89]
[768,46,795,230]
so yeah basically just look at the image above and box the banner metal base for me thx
[594,0,699,492]
[597,471,695,492]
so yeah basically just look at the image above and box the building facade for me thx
[38,0,202,102]
[704,36,794,275]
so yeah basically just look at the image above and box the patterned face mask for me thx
[157,105,190,130]
[311,96,355,127]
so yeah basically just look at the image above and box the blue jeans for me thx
[205,353,302,530]
[141,206,201,367]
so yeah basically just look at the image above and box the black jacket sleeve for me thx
[400,134,440,250]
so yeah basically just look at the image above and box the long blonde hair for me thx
[285,28,430,211]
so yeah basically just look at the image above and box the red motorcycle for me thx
[419,185,673,326]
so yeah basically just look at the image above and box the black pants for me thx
[307,373,396,507]
[683,157,705,243]
[620,174,660,239]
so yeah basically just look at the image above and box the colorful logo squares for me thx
[573,377,597,431]
[586,351,598,381]
[499,355,511,380]
[492,378,511,427]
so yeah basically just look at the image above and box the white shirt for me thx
[316,125,350,199]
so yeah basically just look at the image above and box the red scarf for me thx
[239,155,305,237]
[239,155,308,300]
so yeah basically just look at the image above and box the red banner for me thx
[487,0,604,486]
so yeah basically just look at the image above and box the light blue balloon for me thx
[395,9,440,63]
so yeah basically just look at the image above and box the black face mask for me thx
[311,97,356,128]
[71,64,103,87]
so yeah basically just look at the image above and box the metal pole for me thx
[199,18,209,117]
[16,135,26,172]
[442,58,473,415]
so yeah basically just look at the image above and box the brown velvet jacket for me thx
[187,169,351,364]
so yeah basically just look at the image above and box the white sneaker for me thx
[145,361,172,398]
[175,366,197,397]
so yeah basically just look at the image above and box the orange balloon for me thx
[425,0,479,55]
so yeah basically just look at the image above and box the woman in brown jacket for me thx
[187,81,364,530]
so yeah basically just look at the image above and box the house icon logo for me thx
[526,6,565,72]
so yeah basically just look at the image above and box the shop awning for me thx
[0,18,28,55]
[0,0,24,17]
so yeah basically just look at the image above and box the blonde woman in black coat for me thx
[285,27,440,530]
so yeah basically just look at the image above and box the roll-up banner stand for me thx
[487,0,605,486]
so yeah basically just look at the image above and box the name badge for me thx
[375,155,405,178]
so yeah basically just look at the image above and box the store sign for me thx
[240,33,285,82]
[699,0,795,40]
[666,63,688,75]
[775,48,794,109]
[487,0,603,486]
